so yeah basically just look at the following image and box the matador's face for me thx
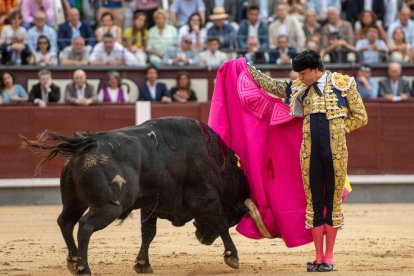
[297,68,320,86]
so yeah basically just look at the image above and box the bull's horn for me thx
[244,198,272,239]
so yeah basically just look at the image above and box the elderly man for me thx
[387,6,414,46]
[378,62,410,100]
[89,33,138,66]
[307,0,341,23]
[268,35,297,64]
[64,70,97,105]
[59,36,90,65]
[162,34,200,66]
[57,8,96,51]
[27,11,57,54]
[268,3,305,51]
[321,7,354,49]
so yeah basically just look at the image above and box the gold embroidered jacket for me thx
[248,65,368,132]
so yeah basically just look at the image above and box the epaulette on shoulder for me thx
[331,72,355,92]
[291,78,306,92]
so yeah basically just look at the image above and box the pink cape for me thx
[208,58,313,247]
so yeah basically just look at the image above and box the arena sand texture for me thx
[1,204,413,275]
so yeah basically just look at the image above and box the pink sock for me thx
[311,225,324,264]
[324,224,338,264]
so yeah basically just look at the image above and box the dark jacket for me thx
[57,21,96,50]
[378,78,410,97]
[269,47,297,64]
[169,87,198,102]
[29,83,61,103]
[64,82,98,104]
[237,20,268,50]
[138,82,171,101]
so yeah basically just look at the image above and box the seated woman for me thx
[355,10,387,42]
[124,12,148,65]
[95,12,123,43]
[169,71,197,103]
[387,27,413,63]
[0,10,31,65]
[0,71,28,104]
[98,71,129,103]
[29,35,57,66]
[178,12,207,51]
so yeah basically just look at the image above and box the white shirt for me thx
[391,80,398,96]
[90,42,138,66]
[248,22,260,38]
[315,71,328,94]
[76,84,86,99]
[146,81,157,100]
[364,0,373,10]
[98,87,129,103]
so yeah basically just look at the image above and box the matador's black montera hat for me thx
[292,50,323,72]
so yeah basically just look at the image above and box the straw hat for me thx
[209,7,229,20]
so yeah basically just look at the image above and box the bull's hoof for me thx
[134,260,153,274]
[66,259,77,275]
[223,252,239,269]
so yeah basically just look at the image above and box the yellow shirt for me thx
[123,27,148,49]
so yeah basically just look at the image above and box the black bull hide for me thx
[23,117,268,275]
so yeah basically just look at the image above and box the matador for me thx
[248,50,368,272]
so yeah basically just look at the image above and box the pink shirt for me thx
[136,0,160,10]
[21,0,54,24]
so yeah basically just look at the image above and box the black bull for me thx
[23,117,268,276]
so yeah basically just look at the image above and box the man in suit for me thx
[237,5,268,50]
[268,35,297,64]
[64,70,97,105]
[138,66,171,102]
[378,62,411,100]
[57,8,96,51]
[268,3,305,51]
[29,69,60,107]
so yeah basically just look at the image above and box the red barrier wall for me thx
[0,101,413,178]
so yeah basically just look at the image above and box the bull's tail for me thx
[21,130,97,175]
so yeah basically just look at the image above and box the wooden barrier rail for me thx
[0,101,413,178]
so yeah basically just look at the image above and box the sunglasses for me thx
[183,40,192,44]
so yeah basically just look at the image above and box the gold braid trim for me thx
[247,64,289,98]
[331,72,354,95]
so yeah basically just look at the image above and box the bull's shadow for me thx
[22,117,266,276]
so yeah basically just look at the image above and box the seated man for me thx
[356,26,388,63]
[89,33,138,66]
[57,8,96,52]
[27,11,57,54]
[64,69,97,105]
[59,36,90,65]
[378,62,410,100]
[162,34,200,66]
[29,69,60,108]
[206,7,236,50]
[321,32,356,63]
[269,35,297,65]
[200,37,228,68]
[244,36,268,65]
[138,66,171,102]
[356,64,378,99]
[237,5,268,50]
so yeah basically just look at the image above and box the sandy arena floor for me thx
[1,204,413,276]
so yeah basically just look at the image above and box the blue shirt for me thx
[171,0,205,26]
[102,0,122,8]
[207,24,236,49]
[1,84,28,103]
[27,25,58,54]
[357,78,378,99]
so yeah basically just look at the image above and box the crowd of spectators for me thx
[1,0,414,104]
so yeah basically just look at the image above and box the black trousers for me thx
[309,113,336,227]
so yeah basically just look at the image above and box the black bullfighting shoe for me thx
[318,262,334,272]
[306,261,321,272]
